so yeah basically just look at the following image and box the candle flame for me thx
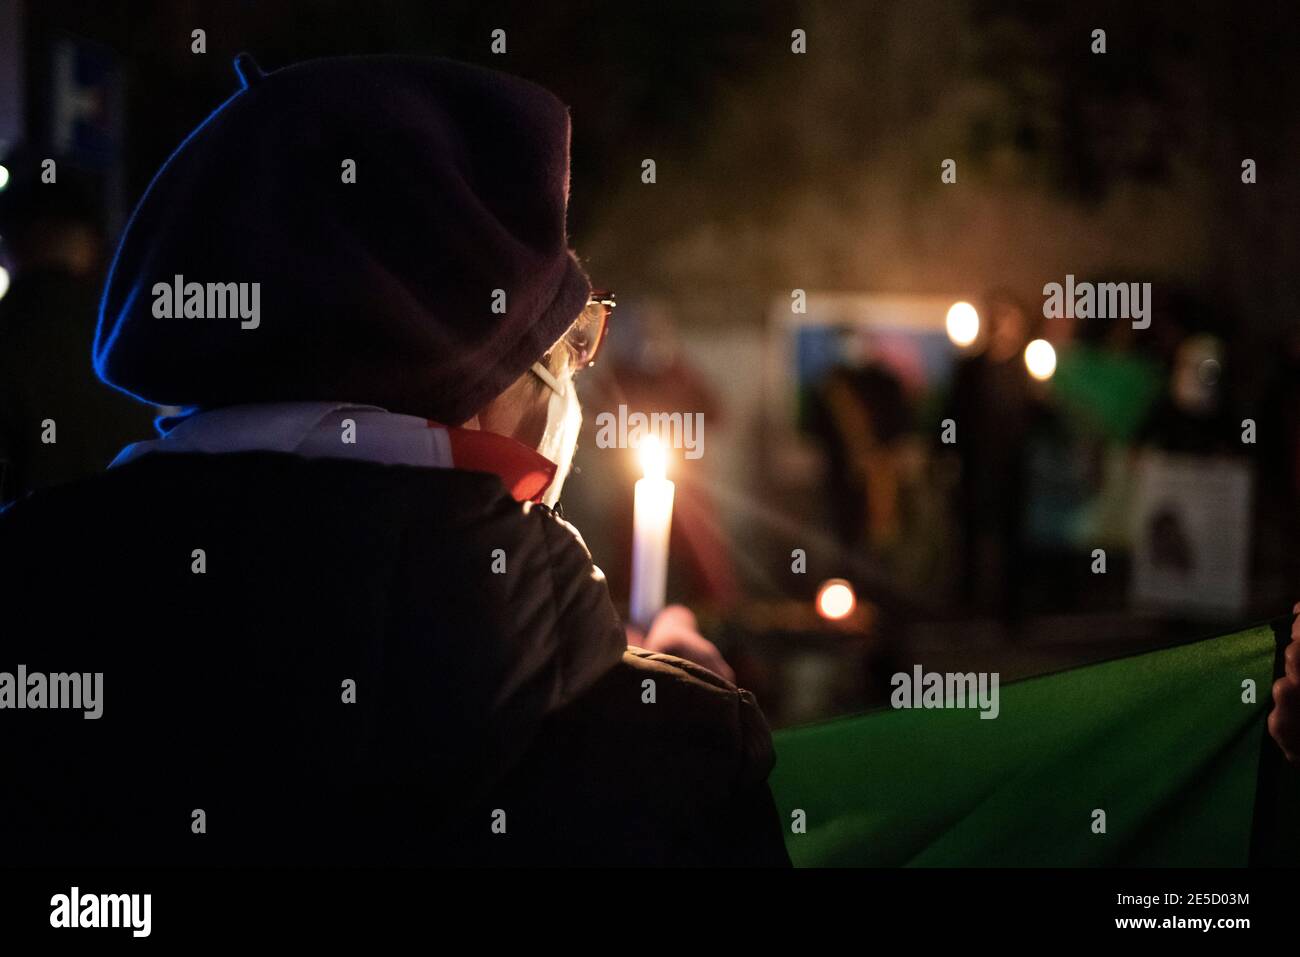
[816,579,856,620]
[638,434,668,480]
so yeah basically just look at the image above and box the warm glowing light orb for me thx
[0,165,9,190]
[1024,338,1057,380]
[637,433,668,480]
[0,265,9,302]
[945,301,979,348]
[816,578,856,620]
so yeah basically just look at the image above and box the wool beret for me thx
[95,54,591,425]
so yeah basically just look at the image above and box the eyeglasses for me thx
[563,290,615,370]
[534,290,615,396]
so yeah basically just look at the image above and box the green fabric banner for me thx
[770,621,1299,867]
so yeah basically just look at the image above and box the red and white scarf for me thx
[110,402,557,503]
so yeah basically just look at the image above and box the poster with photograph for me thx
[1130,451,1252,616]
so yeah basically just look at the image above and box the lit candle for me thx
[629,434,675,629]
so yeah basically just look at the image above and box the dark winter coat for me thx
[0,451,791,867]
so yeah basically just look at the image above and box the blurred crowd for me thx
[803,288,1300,633]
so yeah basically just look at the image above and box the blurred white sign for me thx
[1130,452,1252,616]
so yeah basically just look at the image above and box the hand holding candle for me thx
[629,434,675,630]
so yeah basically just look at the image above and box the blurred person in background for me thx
[583,301,740,616]
[1136,333,1236,455]
[947,289,1037,626]
[808,324,909,554]
[0,160,154,504]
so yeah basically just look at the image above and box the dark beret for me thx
[95,54,590,424]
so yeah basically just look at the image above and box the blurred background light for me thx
[945,301,979,348]
[1024,338,1056,381]
[816,578,856,621]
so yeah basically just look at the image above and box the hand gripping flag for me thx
[770,617,1300,866]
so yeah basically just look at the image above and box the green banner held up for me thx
[770,620,1299,867]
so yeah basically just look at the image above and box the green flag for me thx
[770,619,1299,866]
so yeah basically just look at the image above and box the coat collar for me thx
[110,402,557,503]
